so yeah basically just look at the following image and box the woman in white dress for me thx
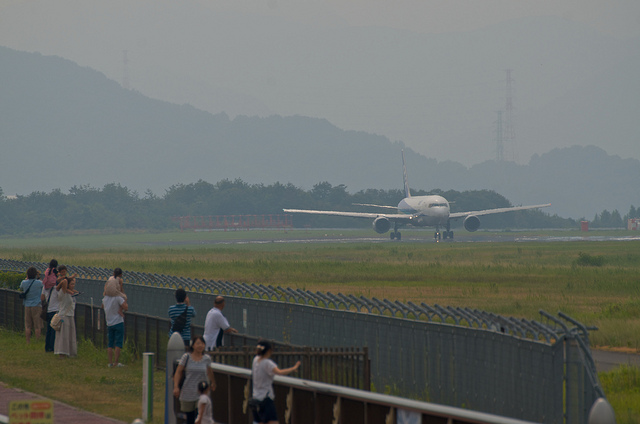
[54,271,78,357]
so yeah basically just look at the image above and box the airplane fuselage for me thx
[397,195,450,227]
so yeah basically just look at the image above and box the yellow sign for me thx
[9,400,53,424]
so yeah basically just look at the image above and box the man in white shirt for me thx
[203,296,238,350]
[102,292,128,367]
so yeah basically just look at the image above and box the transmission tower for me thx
[122,50,130,90]
[503,69,517,162]
[495,110,504,161]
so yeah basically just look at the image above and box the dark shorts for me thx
[107,323,124,348]
[252,397,277,423]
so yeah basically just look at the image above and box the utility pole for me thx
[495,110,504,162]
[504,69,517,162]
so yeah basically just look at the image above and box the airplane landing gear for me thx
[391,223,402,241]
[434,231,441,242]
[442,220,453,240]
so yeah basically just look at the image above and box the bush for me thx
[0,271,26,289]
[575,252,605,267]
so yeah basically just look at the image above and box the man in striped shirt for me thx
[168,288,196,347]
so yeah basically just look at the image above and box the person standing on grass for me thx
[102,281,128,367]
[20,267,44,344]
[203,296,238,350]
[169,288,196,347]
[54,273,78,357]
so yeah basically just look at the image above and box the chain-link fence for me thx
[1,259,605,423]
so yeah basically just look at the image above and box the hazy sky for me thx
[198,0,640,38]
[1,0,639,167]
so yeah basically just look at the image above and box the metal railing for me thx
[207,362,539,424]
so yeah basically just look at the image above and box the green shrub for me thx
[575,252,605,267]
[0,271,25,289]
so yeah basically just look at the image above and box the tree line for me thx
[0,180,634,235]
[590,206,638,229]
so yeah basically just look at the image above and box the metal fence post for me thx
[143,352,154,422]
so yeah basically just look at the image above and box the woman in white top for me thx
[54,269,78,357]
[251,340,300,424]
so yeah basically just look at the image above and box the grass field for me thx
[1,228,639,422]
[2,228,639,348]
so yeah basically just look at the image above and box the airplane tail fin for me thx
[402,150,411,198]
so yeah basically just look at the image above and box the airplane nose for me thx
[435,208,449,221]
[435,208,447,217]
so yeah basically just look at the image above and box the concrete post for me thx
[166,332,185,424]
[588,398,616,424]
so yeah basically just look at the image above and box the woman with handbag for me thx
[53,270,78,357]
[173,336,216,424]
[19,267,44,344]
[251,340,301,424]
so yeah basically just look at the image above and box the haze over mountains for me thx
[1,46,638,220]
[1,0,639,168]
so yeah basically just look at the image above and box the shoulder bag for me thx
[247,365,267,413]
[178,353,190,389]
[19,279,36,299]
[172,304,189,334]
[50,312,64,331]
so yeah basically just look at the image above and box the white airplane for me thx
[284,151,551,241]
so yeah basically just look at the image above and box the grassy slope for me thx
[0,328,166,423]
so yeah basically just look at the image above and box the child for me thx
[195,380,214,424]
[103,268,127,299]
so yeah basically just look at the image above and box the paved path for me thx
[0,383,129,424]
[592,349,640,373]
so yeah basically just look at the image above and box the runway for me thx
[144,229,640,246]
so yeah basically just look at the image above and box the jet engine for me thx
[463,215,481,232]
[372,217,391,234]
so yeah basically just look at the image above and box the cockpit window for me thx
[429,203,448,208]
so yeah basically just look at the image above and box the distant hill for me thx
[1,46,638,219]
[1,1,638,167]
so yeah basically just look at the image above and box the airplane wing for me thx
[283,209,415,222]
[352,203,398,210]
[449,203,551,219]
